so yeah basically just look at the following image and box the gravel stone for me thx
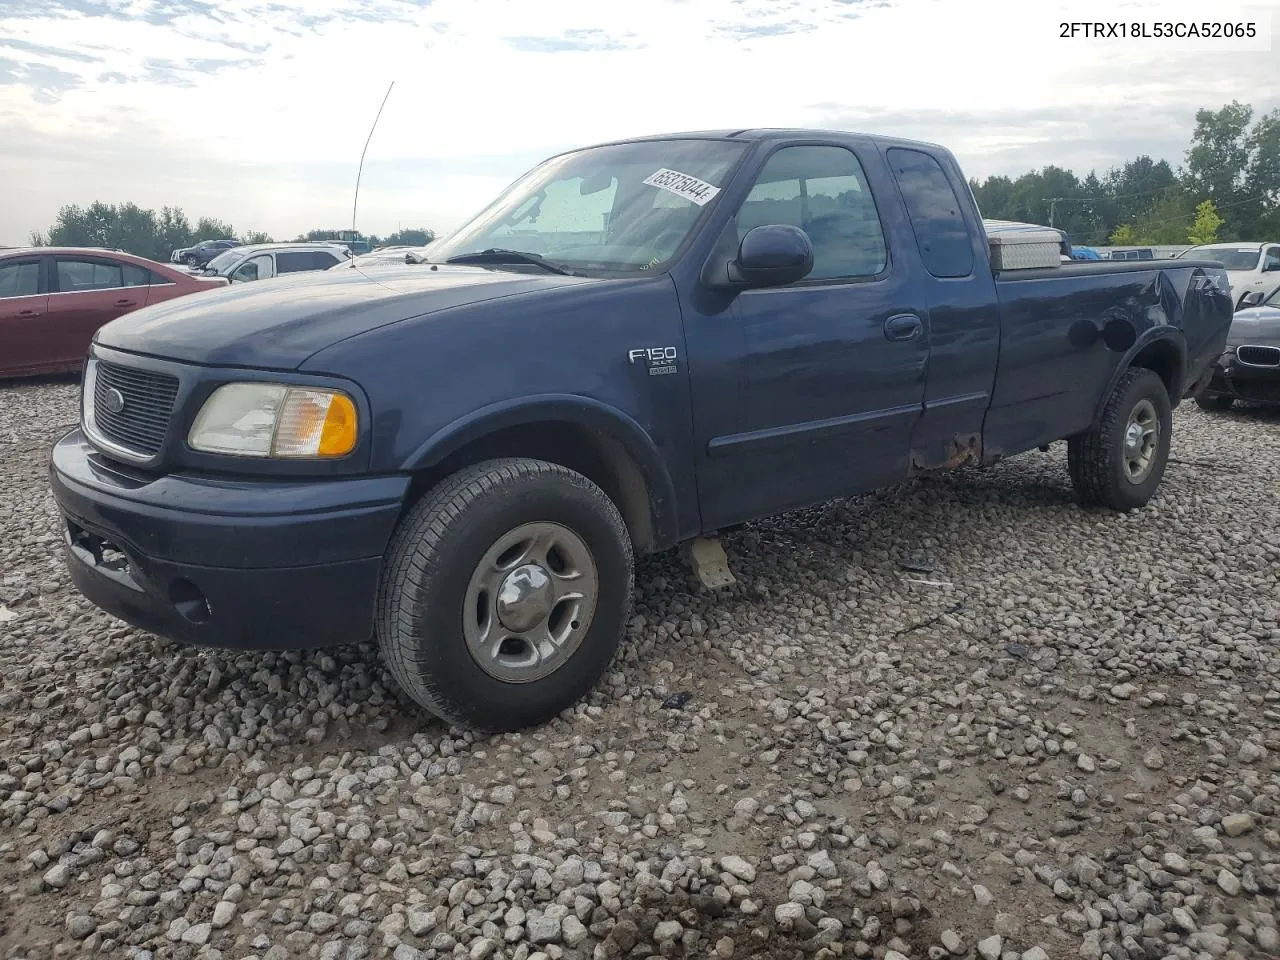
[1221,813,1255,837]
[2,385,1278,960]
[720,854,757,882]
[978,935,1003,960]
[65,914,96,939]
[653,920,683,943]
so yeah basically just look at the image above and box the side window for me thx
[887,147,974,278]
[0,261,41,298]
[312,252,340,269]
[276,252,315,274]
[56,259,125,292]
[148,269,175,286]
[737,145,887,282]
[122,264,150,287]
[231,255,273,283]
[1264,246,1280,271]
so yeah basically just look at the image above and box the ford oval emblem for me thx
[103,387,126,415]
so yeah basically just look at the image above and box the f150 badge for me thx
[628,346,679,376]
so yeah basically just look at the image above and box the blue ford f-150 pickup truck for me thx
[48,129,1234,732]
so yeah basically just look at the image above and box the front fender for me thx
[401,394,680,549]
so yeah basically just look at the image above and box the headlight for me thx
[188,383,358,458]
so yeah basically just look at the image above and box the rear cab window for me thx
[886,147,974,278]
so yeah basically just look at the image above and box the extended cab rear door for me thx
[681,137,931,529]
[882,146,1000,470]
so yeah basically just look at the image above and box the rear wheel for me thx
[1067,368,1172,511]
[376,458,634,732]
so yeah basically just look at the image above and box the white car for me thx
[197,242,351,284]
[1179,241,1280,307]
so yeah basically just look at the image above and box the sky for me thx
[0,0,1277,245]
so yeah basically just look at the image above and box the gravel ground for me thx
[1,377,1278,960]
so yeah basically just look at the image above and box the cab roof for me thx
[585,127,948,153]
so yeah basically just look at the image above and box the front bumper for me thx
[49,429,411,650]
[1203,348,1280,405]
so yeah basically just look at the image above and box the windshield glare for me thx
[429,139,747,274]
[205,250,243,273]
[1185,246,1261,270]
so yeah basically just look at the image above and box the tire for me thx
[376,458,634,733]
[182,255,199,267]
[1067,368,1172,511]
[1194,391,1234,412]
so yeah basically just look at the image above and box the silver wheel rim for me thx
[1123,398,1159,483]
[462,521,599,683]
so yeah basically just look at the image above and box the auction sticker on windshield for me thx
[642,169,721,206]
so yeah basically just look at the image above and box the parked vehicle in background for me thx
[1177,241,1280,307]
[197,243,349,284]
[170,238,241,268]
[0,247,227,378]
[334,245,435,268]
[332,231,375,255]
[1194,285,1280,410]
[49,127,1233,733]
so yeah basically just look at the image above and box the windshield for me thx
[428,138,747,274]
[1183,246,1261,270]
[205,249,244,273]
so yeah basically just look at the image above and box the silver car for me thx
[1195,287,1280,410]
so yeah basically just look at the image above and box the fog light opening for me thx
[169,578,212,624]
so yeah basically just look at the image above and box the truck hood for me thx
[1227,304,1280,348]
[94,263,594,369]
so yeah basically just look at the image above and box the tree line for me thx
[969,100,1279,247]
[26,101,1277,257]
[29,202,436,262]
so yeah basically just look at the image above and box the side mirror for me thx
[712,224,814,289]
[1237,290,1264,309]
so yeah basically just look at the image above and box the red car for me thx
[0,247,229,378]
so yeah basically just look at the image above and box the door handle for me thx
[18,309,37,317]
[884,314,923,342]
[115,299,137,307]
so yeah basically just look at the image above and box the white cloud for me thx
[1,0,1277,243]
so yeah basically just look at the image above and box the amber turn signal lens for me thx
[271,389,359,458]
[318,393,357,456]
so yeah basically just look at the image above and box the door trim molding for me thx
[707,401,921,456]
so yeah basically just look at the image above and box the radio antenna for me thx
[349,79,395,266]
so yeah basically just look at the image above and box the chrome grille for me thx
[91,360,179,456]
[1237,345,1280,368]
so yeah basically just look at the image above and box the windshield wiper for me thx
[442,248,574,275]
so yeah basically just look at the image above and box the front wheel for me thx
[1067,368,1172,511]
[376,458,634,732]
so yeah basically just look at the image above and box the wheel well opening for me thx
[1131,340,1181,399]
[406,422,657,554]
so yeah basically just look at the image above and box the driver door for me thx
[683,142,930,529]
